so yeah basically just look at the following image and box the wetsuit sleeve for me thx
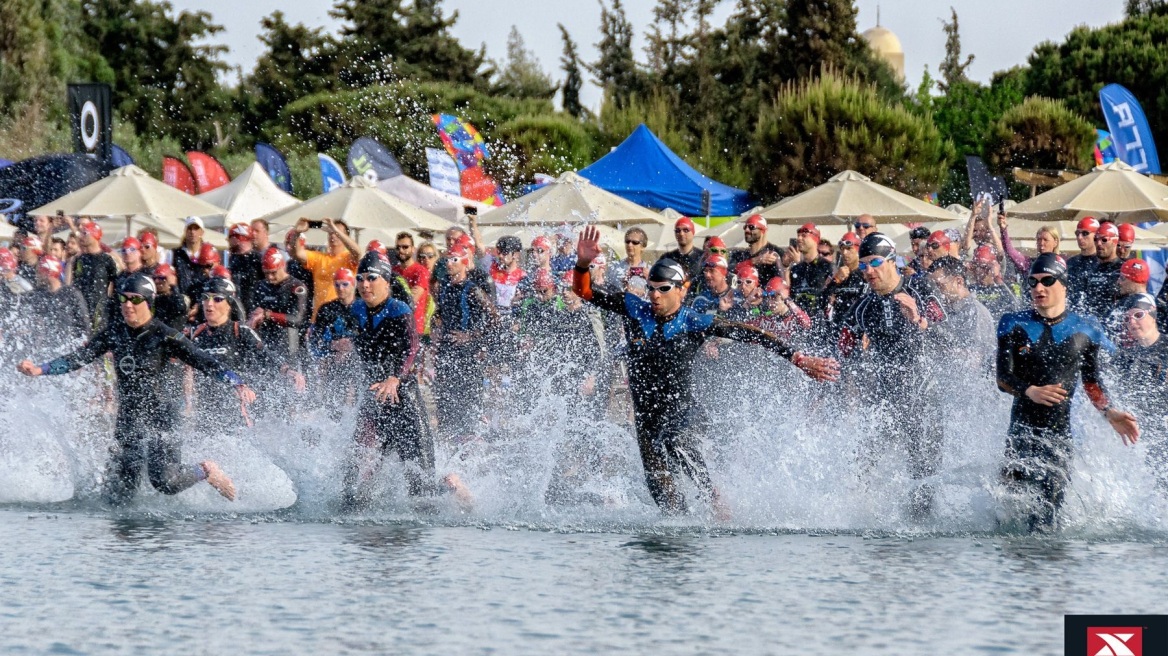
[573,266,627,316]
[996,324,1028,397]
[708,317,797,359]
[1081,335,1112,412]
[39,326,114,375]
[163,328,242,387]
[270,283,309,328]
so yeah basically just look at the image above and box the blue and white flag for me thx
[347,137,402,183]
[255,143,294,193]
[318,153,346,192]
[425,147,461,196]
[1099,84,1161,174]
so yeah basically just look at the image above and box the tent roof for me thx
[376,174,489,223]
[757,170,957,224]
[30,164,224,221]
[1009,160,1168,223]
[197,162,300,228]
[477,171,662,226]
[579,124,752,216]
[259,176,452,234]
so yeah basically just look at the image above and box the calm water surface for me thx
[2,510,1165,654]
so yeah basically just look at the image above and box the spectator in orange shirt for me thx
[393,231,430,336]
[287,217,361,320]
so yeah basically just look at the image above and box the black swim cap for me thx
[358,251,394,278]
[1122,292,1157,313]
[648,258,687,283]
[1029,252,1068,284]
[201,276,237,297]
[496,235,522,254]
[910,227,930,240]
[117,273,156,306]
[858,233,896,259]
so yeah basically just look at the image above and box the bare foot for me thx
[442,473,473,511]
[201,461,236,501]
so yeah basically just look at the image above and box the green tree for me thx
[983,96,1095,173]
[1024,11,1168,145]
[591,0,644,107]
[486,114,604,193]
[645,0,694,82]
[493,26,557,100]
[938,7,973,93]
[558,24,585,118]
[752,71,952,199]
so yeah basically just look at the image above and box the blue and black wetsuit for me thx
[39,318,245,505]
[996,309,1114,528]
[574,266,800,514]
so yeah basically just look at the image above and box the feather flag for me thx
[186,151,231,194]
[162,156,196,194]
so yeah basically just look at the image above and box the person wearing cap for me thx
[136,230,162,275]
[183,242,221,303]
[431,241,497,439]
[663,216,704,282]
[788,223,832,315]
[488,235,528,314]
[572,226,839,516]
[823,232,867,333]
[690,254,737,317]
[1104,258,1153,338]
[1110,293,1168,494]
[249,247,310,370]
[742,275,812,343]
[1080,221,1125,319]
[173,217,207,295]
[150,263,190,331]
[25,256,89,354]
[839,232,948,520]
[968,244,1022,319]
[1116,223,1137,261]
[0,247,32,340]
[528,235,555,277]
[905,226,931,275]
[226,223,262,314]
[287,217,361,321]
[16,234,43,282]
[996,252,1139,531]
[1065,216,1100,312]
[66,220,118,330]
[729,214,784,285]
[16,273,256,505]
[926,256,995,373]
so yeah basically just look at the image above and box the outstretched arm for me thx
[572,226,628,316]
[19,327,113,377]
[709,318,839,382]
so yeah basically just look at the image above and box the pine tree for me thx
[591,0,643,107]
[645,0,694,81]
[777,0,862,81]
[493,26,557,99]
[938,7,974,93]
[558,24,585,118]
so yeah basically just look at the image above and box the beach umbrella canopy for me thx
[1007,217,1167,250]
[30,165,224,221]
[260,176,452,234]
[377,174,490,223]
[477,171,662,227]
[757,170,957,225]
[480,223,626,257]
[95,214,228,250]
[198,162,300,229]
[1009,160,1168,223]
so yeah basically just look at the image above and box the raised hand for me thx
[577,226,602,267]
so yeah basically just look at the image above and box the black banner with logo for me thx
[1066,615,1168,656]
[67,83,112,162]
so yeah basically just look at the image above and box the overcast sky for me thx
[173,0,1127,110]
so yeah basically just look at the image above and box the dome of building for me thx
[862,25,905,82]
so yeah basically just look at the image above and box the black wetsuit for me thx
[343,297,435,502]
[153,290,191,331]
[25,285,90,354]
[789,257,833,315]
[228,250,263,314]
[1080,257,1123,320]
[185,320,276,423]
[840,276,947,517]
[251,275,309,367]
[70,252,117,329]
[729,244,784,285]
[1157,285,1168,335]
[662,248,704,283]
[432,277,494,436]
[824,268,867,330]
[1065,254,1097,313]
[575,266,800,513]
[39,318,244,504]
[171,247,200,297]
[1111,335,1168,494]
[996,309,1114,528]
[309,299,359,356]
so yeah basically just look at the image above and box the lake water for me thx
[3,364,1168,653]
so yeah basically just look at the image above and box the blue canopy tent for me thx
[579,124,752,217]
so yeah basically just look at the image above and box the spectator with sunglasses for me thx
[852,214,878,241]
[610,227,650,288]
[729,214,784,285]
[1080,221,1125,320]
[996,253,1138,531]
[839,232,947,521]
[1065,216,1100,312]
[1110,293,1168,495]
[663,216,704,282]
[572,227,838,516]
[16,273,255,505]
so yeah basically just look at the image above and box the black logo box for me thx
[1066,615,1168,656]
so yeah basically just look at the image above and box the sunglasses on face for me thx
[744,225,761,232]
[418,253,435,261]
[118,294,148,305]
[708,247,728,254]
[201,294,228,304]
[1026,275,1059,288]
[674,228,691,234]
[122,247,138,254]
[739,278,757,286]
[857,257,891,271]
[926,242,944,250]
[1095,236,1113,243]
[1075,230,1094,238]
[1126,309,1151,322]
[854,223,875,230]
[625,240,643,246]
[355,273,382,283]
[646,282,677,293]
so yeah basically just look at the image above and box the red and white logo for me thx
[1088,627,1143,656]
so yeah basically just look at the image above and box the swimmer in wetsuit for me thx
[16,274,256,505]
[572,226,839,516]
[1109,293,1168,495]
[996,253,1139,531]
